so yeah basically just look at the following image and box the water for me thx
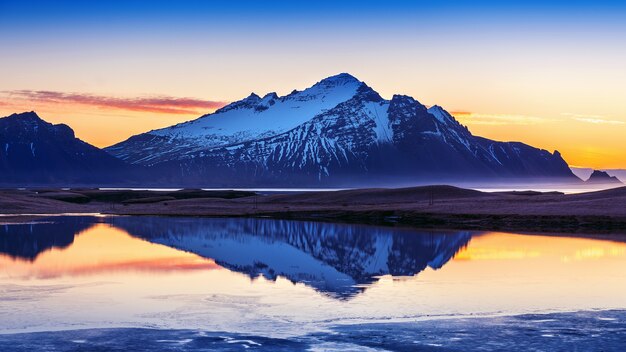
[1,216,626,350]
[96,183,624,195]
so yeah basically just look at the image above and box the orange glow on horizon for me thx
[453,232,626,263]
[1,92,624,168]
[0,223,220,279]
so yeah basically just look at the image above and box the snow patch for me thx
[149,75,364,151]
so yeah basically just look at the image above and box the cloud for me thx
[450,111,552,125]
[452,111,625,126]
[561,112,625,125]
[573,117,625,125]
[448,111,472,116]
[2,90,228,115]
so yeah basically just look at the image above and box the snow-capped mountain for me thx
[106,73,364,166]
[110,216,474,298]
[0,112,135,184]
[107,73,576,186]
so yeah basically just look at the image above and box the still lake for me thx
[1,216,625,351]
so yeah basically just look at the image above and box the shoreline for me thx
[1,185,625,235]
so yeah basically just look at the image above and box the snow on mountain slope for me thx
[148,84,392,181]
[146,90,574,185]
[107,73,365,165]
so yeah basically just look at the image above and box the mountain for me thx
[585,170,623,184]
[601,169,626,183]
[110,216,474,298]
[0,111,135,184]
[571,167,625,183]
[107,74,365,166]
[106,73,578,186]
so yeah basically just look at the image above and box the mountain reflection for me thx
[0,217,95,260]
[0,216,476,298]
[110,217,475,297]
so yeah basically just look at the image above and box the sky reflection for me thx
[1,216,625,335]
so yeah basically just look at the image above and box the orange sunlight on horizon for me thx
[1,85,624,168]
[0,223,220,279]
[0,100,222,147]
[454,232,626,262]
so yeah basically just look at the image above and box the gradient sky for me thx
[1,0,625,168]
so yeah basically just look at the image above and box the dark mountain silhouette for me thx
[586,170,623,184]
[0,112,137,185]
[0,216,96,260]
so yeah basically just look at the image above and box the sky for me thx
[0,0,625,168]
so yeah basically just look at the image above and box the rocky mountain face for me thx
[106,73,577,186]
[106,74,365,167]
[586,170,623,184]
[0,112,135,184]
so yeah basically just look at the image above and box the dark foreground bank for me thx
[1,185,626,233]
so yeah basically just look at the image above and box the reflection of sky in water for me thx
[1,216,626,337]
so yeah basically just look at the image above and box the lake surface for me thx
[99,183,624,194]
[1,216,625,351]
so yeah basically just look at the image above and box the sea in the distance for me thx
[1,216,625,351]
[97,182,624,195]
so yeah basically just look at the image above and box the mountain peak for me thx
[1,111,75,140]
[6,111,42,122]
[390,94,424,108]
[353,83,384,102]
[262,92,278,100]
[245,93,261,101]
[0,111,131,184]
[587,170,623,184]
[427,105,458,125]
[429,105,445,113]
[315,73,361,87]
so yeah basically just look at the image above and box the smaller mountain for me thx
[571,167,625,183]
[0,111,136,185]
[586,170,623,184]
[604,169,626,183]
